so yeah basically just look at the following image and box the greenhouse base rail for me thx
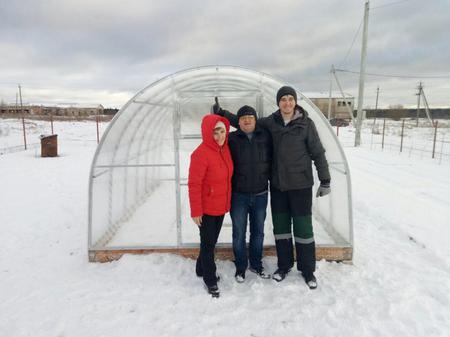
[88,245,353,263]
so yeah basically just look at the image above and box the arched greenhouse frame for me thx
[88,65,353,263]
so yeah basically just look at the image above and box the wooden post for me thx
[372,86,379,130]
[432,121,438,159]
[15,93,18,114]
[382,118,386,150]
[336,125,339,137]
[50,113,54,134]
[400,119,405,153]
[19,85,27,150]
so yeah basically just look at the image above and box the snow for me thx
[1,118,450,337]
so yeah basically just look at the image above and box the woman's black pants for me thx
[195,214,224,287]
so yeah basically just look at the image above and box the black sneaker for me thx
[206,284,220,298]
[249,267,271,279]
[272,268,290,282]
[302,273,317,289]
[235,271,245,283]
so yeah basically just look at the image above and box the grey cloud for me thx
[0,0,449,108]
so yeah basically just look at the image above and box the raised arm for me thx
[221,110,239,128]
[212,97,271,130]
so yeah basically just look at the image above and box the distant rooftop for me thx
[2,102,105,109]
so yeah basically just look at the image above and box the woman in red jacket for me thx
[188,114,233,297]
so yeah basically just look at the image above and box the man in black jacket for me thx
[215,86,330,289]
[228,105,272,282]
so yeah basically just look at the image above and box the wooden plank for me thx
[89,246,352,263]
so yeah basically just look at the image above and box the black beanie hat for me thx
[237,105,257,119]
[276,86,297,106]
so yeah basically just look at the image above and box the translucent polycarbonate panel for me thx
[90,165,176,248]
[107,180,177,247]
[88,65,353,251]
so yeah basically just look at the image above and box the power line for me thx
[339,0,413,67]
[371,0,411,10]
[339,18,364,68]
[335,68,450,79]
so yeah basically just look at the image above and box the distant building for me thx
[303,92,354,119]
[0,103,104,116]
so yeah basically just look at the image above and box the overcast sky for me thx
[1,0,449,108]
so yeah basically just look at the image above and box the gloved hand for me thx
[316,181,331,197]
[212,97,224,116]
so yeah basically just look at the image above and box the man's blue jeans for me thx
[230,191,268,273]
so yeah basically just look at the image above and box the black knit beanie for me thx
[237,105,257,119]
[276,86,297,106]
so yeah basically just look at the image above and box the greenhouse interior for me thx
[88,65,353,262]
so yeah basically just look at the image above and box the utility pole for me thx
[375,86,379,113]
[354,1,370,147]
[420,85,433,126]
[416,82,422,127]
[19,84,27,150]
[332,66,355,124]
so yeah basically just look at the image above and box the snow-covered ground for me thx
[1,118,449,337]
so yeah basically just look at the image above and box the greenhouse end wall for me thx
[88,66,353,262]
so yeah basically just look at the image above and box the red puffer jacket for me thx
[188,114,234,217]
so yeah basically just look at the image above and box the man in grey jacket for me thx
[215,86,330,289]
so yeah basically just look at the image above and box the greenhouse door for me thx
[173,92,265,247]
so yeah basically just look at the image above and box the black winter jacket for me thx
[224,105,330,191]
[228,125,272,194]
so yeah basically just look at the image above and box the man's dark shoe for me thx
[272,268,290,282]
[249,267,271,279]
[205,284,220,298]
[302,272,317,289]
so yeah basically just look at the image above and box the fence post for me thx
[439,134,445,165]
[432,121,438,159]
[382,118,386,150]
[400,119,405,153]
[50,113,54,134]
[336,125,339,137]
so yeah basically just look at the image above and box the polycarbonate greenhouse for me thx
[88,65,353,262]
